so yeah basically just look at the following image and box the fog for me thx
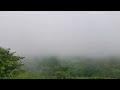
[0,11,120,58]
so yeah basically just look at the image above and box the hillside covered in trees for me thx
[1,47,120,79]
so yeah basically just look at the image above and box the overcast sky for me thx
[0,11,120,57]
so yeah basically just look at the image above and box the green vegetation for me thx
[1,47,120,79]
[0,47,25,79]
[14,56,120,79]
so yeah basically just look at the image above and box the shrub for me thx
[0,47,25,78]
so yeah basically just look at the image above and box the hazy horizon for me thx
[0,11,120,58]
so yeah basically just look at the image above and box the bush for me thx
[0,47,25,78]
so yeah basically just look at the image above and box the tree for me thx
[0,47,25,78]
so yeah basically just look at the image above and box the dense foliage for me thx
[1,47,120,79]
[0,47,25,78]
[14,56,120,79]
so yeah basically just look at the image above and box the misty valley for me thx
[1,47,120,79]
[1,11,120,79]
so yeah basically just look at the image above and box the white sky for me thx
[0,11,120,57]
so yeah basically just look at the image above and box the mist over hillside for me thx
[1,11,120,79]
